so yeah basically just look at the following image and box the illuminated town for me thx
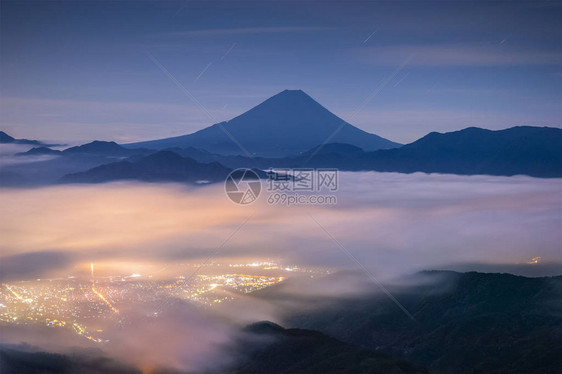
[0,260,330,344]
[527,256,542,264]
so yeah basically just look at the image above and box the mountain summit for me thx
[127,90,400,157]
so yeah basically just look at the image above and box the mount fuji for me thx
[126,90,400,157]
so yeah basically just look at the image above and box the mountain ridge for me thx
[155,125,562,178]
[256,270,562,374]
[59,151,233,184]
[6,125,562,186]
[0,131,54,146]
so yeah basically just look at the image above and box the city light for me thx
[0,260,330,344]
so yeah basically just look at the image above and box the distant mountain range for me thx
[59,151,232,184]
[126,89,401,157]
[15,147,62,156]
[254,125,562,178]
[60,141,152,157]
[127,126,562,179]
[2,124,562,185]
[360,125,562,177]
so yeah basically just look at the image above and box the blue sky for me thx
[1,0,561,144]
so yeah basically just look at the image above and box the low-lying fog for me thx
[1,172,560,280]
[1,171,561,372]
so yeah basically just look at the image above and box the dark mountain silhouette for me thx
[218,321,428,374]
[59,151,232,184]
[62,141,151,157]
[126,90,400,157]
[302,142,366,157]
[358,125,562,177]
[184,126,562,178]
[0,131,16,143]
[0,131,49,146]
[6,126,562,185]
[1,142,153,185]
[259,271,562,374]
[16,147,62,156]
[0,324,427,374]
[162,146,215,161]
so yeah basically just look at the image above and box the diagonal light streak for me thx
[195,61,213,82]
[221,43,237,60]
[363,28,379,44]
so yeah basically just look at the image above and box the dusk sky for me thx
[1,0,561,144]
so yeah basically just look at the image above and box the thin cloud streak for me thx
[358,44,562,66]
[195,61,214,82]
[221,42,237,60]
[163,26,334,38]
[363,28,379,44]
